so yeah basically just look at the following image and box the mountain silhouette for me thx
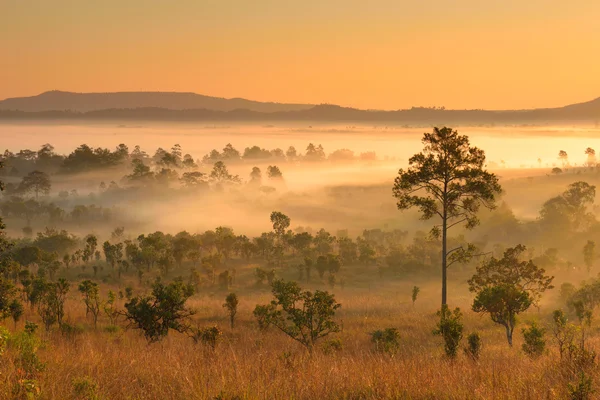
[0,91,599,123]
[0,90,313,113]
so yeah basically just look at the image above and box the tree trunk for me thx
[506,325,513,346]
[441,211,448,307]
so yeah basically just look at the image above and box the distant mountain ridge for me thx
[0,90,313,113]
[0,91,599,123]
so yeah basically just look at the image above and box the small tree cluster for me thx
[123,279,195,343]
[253,280,341,350]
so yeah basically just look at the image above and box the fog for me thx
[3,122,600,168]
[1,121,600,245]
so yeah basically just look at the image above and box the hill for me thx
[0,91,599,124]
[0,90,313,113]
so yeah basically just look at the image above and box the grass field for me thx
[0,269,594,400]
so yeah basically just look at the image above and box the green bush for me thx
[322,338,343,354]
[191,326,222,348]
[0,326,10,356]
[370,328,401,353]
[522,322,546,358]
[72,376,100,400]
[433,305,463,359]
[465,332,482,361]
[568,372,594,400]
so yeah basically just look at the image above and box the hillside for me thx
[0,90,313,113]
[0,91,599,123]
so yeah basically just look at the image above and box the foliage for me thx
[539,181,596,237]
[468,245,554,306]
[253,280,341,350]
[469,245,553,346]
[568,372,594,400]
[370,328,401,353]
[78,280,101,329]
[552,309,577,360]
[123,278,195,343]
[72,376,100,400]
[0,325,9,356]
[223,292,239,329]
[11,322,46,379]
[521,322,546,358]
[393,127,501,305]
[19,170,51,199]
[472,284,530,347]
[322,338,343,354]
[583,240,596,275]
[0,276,18,319]
[433,305,463,358]
[38,278,70,330]
[190,326,222,348]
[411,286,420,306]
[464,332,482,361]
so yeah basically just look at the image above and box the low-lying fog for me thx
[3,122,600,168]
[1,121,600,238]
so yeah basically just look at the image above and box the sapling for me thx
[433,305,463,358]
[465,332,482,361]
[223,292,239,329]
[412,286,420,306]
[522,322,546,358]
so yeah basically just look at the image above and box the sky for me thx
[2,0,600,110]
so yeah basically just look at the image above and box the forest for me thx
[2,127,600,399]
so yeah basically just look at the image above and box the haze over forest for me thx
[3,1,600,399]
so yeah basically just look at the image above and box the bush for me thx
[322,338,343,354]
[72,376,100,400]
[370,328,401,353]
[253,280,341,350]
[0,326,9,356]
[223,293,238,329]
[191,326,222,348]
[464,332,482,361]
[103,325,121,334]
[60,322,85,339]
[124,278,195,343]
[560,283,576,304]
[568,372,594,400]
[433,305,463,358]
[412,286,420,306]
[11,322,45,377]
[522,322,546,358]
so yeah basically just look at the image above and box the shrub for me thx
[552,309,577,360]
[522,322,546,358]
[568,372,594,400]
[412,286,420,306]
[0,326,9,356]
[370,328,401,353]
[253,280,341,351]
[465,332,482,361]
[11,322,45,377]
[191,326,222,348]
[322,338,343,354]
[103,325,120,334]
[433,305,463,358]
[124,278,195,343]
[72,376,100,400]
[60,322,85,339]
[223,293,238,329]
[560,283,576,304]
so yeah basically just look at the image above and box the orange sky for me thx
[2,0,600,110]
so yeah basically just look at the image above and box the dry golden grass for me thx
[0,278,596,400]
